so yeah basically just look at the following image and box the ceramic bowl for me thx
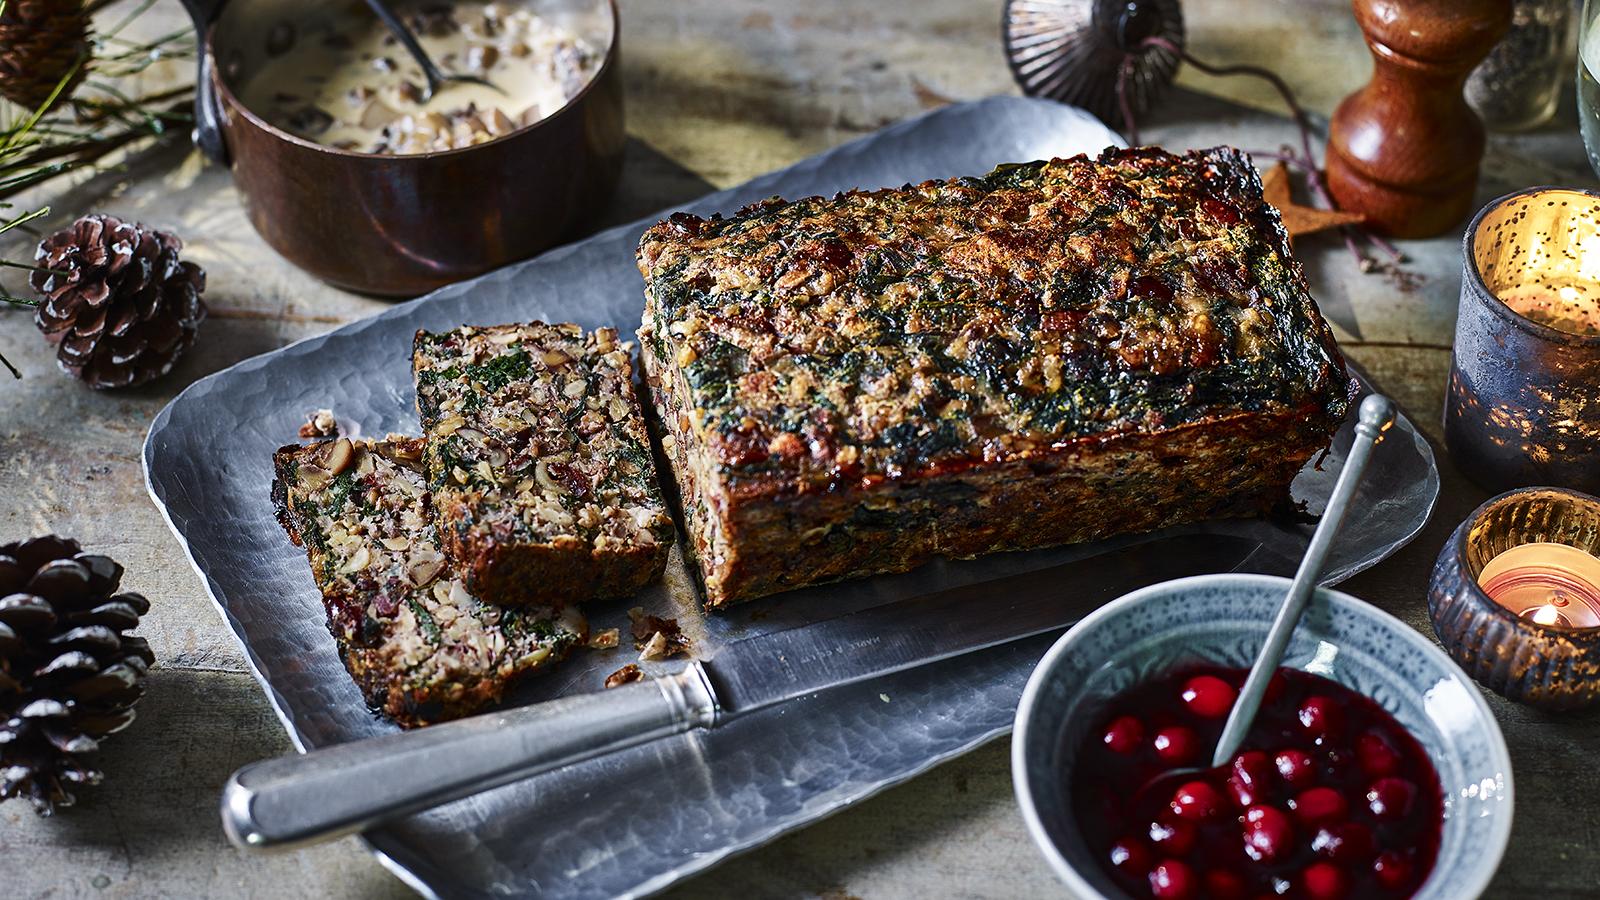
[193,0,624,296]
[1012,573,1513,899]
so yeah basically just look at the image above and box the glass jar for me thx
[1582,0,1600,175]
[1467,0,1572,131]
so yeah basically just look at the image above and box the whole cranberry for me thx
[1170,780,1226,821]
[1232,750,1271,784]
[1297,695,1345,740]
[1300,861,1348,899]
[1102,715,1145,754]
[1274,749,1317,786]
[1149,818,1198,856]
[1365,777,1418,820]
[1311,822,1375,863]
[1109,836,1151,873]
[1225,773,1257,808]
[1228,750,1273,805]
[1203,869,1246,898]
[1202,196,1242,226]
[1372,851,1413,891]
[1241,805,1295,863]
[1290,786,1349,825]
[1153,725,1198,764]
[1355,729,1402,777]
[1149,859,1196,899]
[1181,675,1237,718]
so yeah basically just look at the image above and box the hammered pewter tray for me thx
[144,97,1440,899]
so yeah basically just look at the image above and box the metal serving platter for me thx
[143,96,1440,899]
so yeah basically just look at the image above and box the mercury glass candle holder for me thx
[1445,188,1600,494]
[1429,487,1600,710]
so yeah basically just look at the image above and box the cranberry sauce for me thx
[1070,666,1443,900]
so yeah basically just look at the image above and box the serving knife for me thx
[222,532,1260,850]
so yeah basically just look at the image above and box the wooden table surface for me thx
[3,1,1598,897]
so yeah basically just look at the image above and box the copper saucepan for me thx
[178,0,624,297]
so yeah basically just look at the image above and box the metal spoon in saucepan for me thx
[360,0,503,103]
[1131,393,1397,807]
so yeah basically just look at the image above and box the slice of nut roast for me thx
[412,323,674,607]
[272,436,586,728]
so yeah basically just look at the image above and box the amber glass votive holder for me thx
[1445,188,1600,494]
[1429,487,1600,710]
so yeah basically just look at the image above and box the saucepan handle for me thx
[220,664,718,850]
[175,0,229,165]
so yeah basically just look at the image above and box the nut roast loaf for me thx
[637,146,1354,607]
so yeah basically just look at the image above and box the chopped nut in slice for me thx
[323,437,355,476]
[588,627,620,650]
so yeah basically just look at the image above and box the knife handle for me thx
[221,664,719,850]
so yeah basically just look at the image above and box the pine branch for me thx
[8,102,189,172]
[0,207,48,235]
[0,0,198,384]
[1,293,38,379]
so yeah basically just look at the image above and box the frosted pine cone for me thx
[0,535,154,815]
[0,0,90,111]
[31,214,207,389]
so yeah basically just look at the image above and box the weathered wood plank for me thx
[2,0,1597,897]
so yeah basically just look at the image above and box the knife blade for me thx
[221,532,1259,850]
[705,532,1259,717]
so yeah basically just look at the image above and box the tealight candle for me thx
[1476,542,1600,628]
[1429,487,1600,710]
[1445,188,1600,494]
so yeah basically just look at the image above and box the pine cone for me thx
[0,0,90,111]
[31,214,207,390]
[0,536,152,815]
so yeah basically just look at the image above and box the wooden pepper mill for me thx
[1326,0,1511,238]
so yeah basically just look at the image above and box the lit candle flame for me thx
[1478,543,1600,629]
[1530,605,1564,626]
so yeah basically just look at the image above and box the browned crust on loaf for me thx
[647,363,1333,605]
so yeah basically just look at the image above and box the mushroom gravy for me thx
[237,1,600,155]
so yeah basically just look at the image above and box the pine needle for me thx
[0,0,196,382]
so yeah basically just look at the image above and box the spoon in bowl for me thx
[361,0,503,103]
[1132,393,1397,806]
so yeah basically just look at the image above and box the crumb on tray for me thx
[629,606,690,660]
[604,663,644,689]
[299,408,339,438]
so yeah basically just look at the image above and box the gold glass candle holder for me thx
[1445,188,1600,493]
[1429,487,1600,710]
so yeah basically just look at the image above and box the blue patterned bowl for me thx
[1012,574,1513,899]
